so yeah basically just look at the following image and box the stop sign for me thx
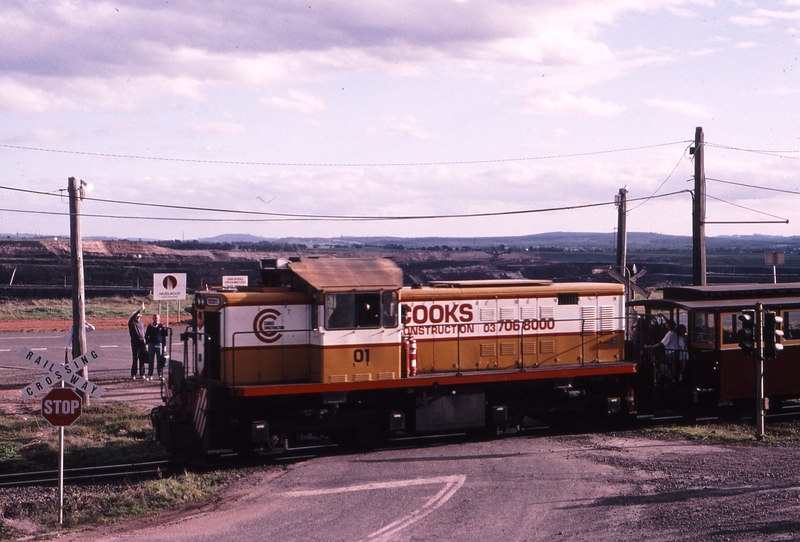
[41,388,82,427]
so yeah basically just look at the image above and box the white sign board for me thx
[153,273,187,300]
[222,275,249,288]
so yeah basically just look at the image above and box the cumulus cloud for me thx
[646,98,712,117]
[385,115,436,140]
[521,92,626,117]
[263,90,326,113]
[730,7,800,27]
[0,77,76,112]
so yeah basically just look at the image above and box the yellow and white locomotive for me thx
[153,257,635,463]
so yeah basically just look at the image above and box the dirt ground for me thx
[0,318,129,333]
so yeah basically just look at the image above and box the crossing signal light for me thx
[738,309,757,355]
[764,311,784,358]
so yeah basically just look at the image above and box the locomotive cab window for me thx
[382,290,399,328]
[325,292,382,330]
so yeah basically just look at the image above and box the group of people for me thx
[128,302,168,381]
[646,319,689,384]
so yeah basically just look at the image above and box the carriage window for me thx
[325,292,381,330]
[382,290,398,328]
[782,311,800,341]
[721,313,742,345]
[692,312,716,346]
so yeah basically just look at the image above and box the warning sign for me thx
[222,275,248,288]
[153,273,187,300]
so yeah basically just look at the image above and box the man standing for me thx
[145,313,167,381]
[128,302,147,379]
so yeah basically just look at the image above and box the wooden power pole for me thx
[68,177,89,404]
[692,127,707,286]
[615,186,628,272]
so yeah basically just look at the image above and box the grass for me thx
[641,419,800,445]
[0,296,185,321]
[0,401,255,538]
[0,402,167,474]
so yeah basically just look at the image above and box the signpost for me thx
[41,388,83,427]
[153,273,187,325]
[222,275,249,288]
[20,348,104,400]
[765,251,785,284]
[20,348,103,525]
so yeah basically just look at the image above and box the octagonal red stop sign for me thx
[41,388,82,427]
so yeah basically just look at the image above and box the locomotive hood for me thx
[289,258,403,292]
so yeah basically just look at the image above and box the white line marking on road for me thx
[285,475,466,541]
[0,336,63,340]
[99,345,119,348]
[30,348,47,351]
[0,349,10,352]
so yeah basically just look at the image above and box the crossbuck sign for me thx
[20,348,105,400]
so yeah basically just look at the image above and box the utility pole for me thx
[68,177,89,405]
[755,302,765,440]
[692,126,707,286]
[615,186,628,272]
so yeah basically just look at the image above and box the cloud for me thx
[190,122,248,137]
[0,77,76,112]
[730,7,800,27]
[521,92,626,117]
[385,115,436,140]
[646,98,712,117]
[263,90,326,113]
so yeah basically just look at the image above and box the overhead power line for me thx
[707,177,800,196]
[0,186,689,223]
[0,141,692,168]
[706,142,800,160]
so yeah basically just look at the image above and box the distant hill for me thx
[5,231,800,253]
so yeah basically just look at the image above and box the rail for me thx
[0,460,172,488]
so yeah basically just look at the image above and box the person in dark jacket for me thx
[145,313,168,381]
[128,302,147,379]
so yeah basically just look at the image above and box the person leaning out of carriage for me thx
[646,319,682,382]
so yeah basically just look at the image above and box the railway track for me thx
[0,460,172,488]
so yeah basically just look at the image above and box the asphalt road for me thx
[66,435,647,541]
[0,328,186,387]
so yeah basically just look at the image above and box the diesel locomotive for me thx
[151,257,800,464]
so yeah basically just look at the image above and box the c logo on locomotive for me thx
[253,308,284,343]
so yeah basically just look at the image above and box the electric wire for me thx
[705,193,789,223]
[707,177,800,196]
[627,146,692,212]
[0,190,689,223]
[706,142,800,160]
[0,141,692,168]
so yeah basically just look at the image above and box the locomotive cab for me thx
[186,258,404,386]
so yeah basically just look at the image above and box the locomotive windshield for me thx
[325,291,398,330]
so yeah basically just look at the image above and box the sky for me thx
[1,0,799,242]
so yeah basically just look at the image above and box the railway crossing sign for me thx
[20,348,105,400]
[41,388,82,427]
